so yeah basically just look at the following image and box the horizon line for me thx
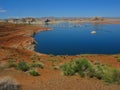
[1,16,120,19]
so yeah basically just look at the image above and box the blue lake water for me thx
[34,23,120,55]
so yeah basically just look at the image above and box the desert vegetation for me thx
[28,69,40,76]
[60,58,120,84]
[113,55,120,62]
[6,60,44,76]
[0,23,120,90]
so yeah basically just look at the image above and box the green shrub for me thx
[35,62,44,69]
[78,71,85,77]
[30,54,41,61]
[29,69,40,76]
[102,67,115,84]
[94,61,101,65]
[52,65,59,70]
[72,58,92,72]
[87,67,95,78]
[29,63,36,68]
[112,69,120,84]
[113,55,120,62]
[60,62,76,76]
[114,55,119,58]
[16,61,29,72]
[92,65,104,80]
[60,58,93,76]
[49,59,57,64]
[7,60,17,68]
[29,62,44,69]
[60,58,120,85]
[116,58,120,62]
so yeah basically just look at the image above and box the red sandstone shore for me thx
[0,22,120,90]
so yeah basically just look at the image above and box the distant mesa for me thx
[91,17,104,21]
[1,17,120,25]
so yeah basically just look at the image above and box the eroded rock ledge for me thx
[0,23,50,60]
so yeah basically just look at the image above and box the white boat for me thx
[91,31,96,34]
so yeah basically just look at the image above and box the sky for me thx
[0,0,120,18]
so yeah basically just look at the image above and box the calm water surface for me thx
[34,23,120,55]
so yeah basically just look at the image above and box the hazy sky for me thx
[0,0,120,18]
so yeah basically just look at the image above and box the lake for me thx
[34,23,120,55]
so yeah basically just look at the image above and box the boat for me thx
[91,31,96,34]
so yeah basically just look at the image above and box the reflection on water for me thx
[34,23,120,55]
[45,22,82,28]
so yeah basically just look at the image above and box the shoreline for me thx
[1,17,120,25]
[0,22,120,57]
[0,22,120,90]
[0,23,51,61]
[0,22,120,67]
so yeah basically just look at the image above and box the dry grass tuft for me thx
[0,77,20,90]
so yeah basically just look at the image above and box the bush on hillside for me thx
[16,61,29,72]
[29,62,44,69]
[60,58,120,84]
[28,69,40,76]
[60,58,93,76]
[7,59,17,68]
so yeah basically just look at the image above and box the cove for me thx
[34,23,120,55]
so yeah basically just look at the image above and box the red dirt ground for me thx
[0,22,120,90]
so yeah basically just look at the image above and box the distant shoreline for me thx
[1,17,120,25]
